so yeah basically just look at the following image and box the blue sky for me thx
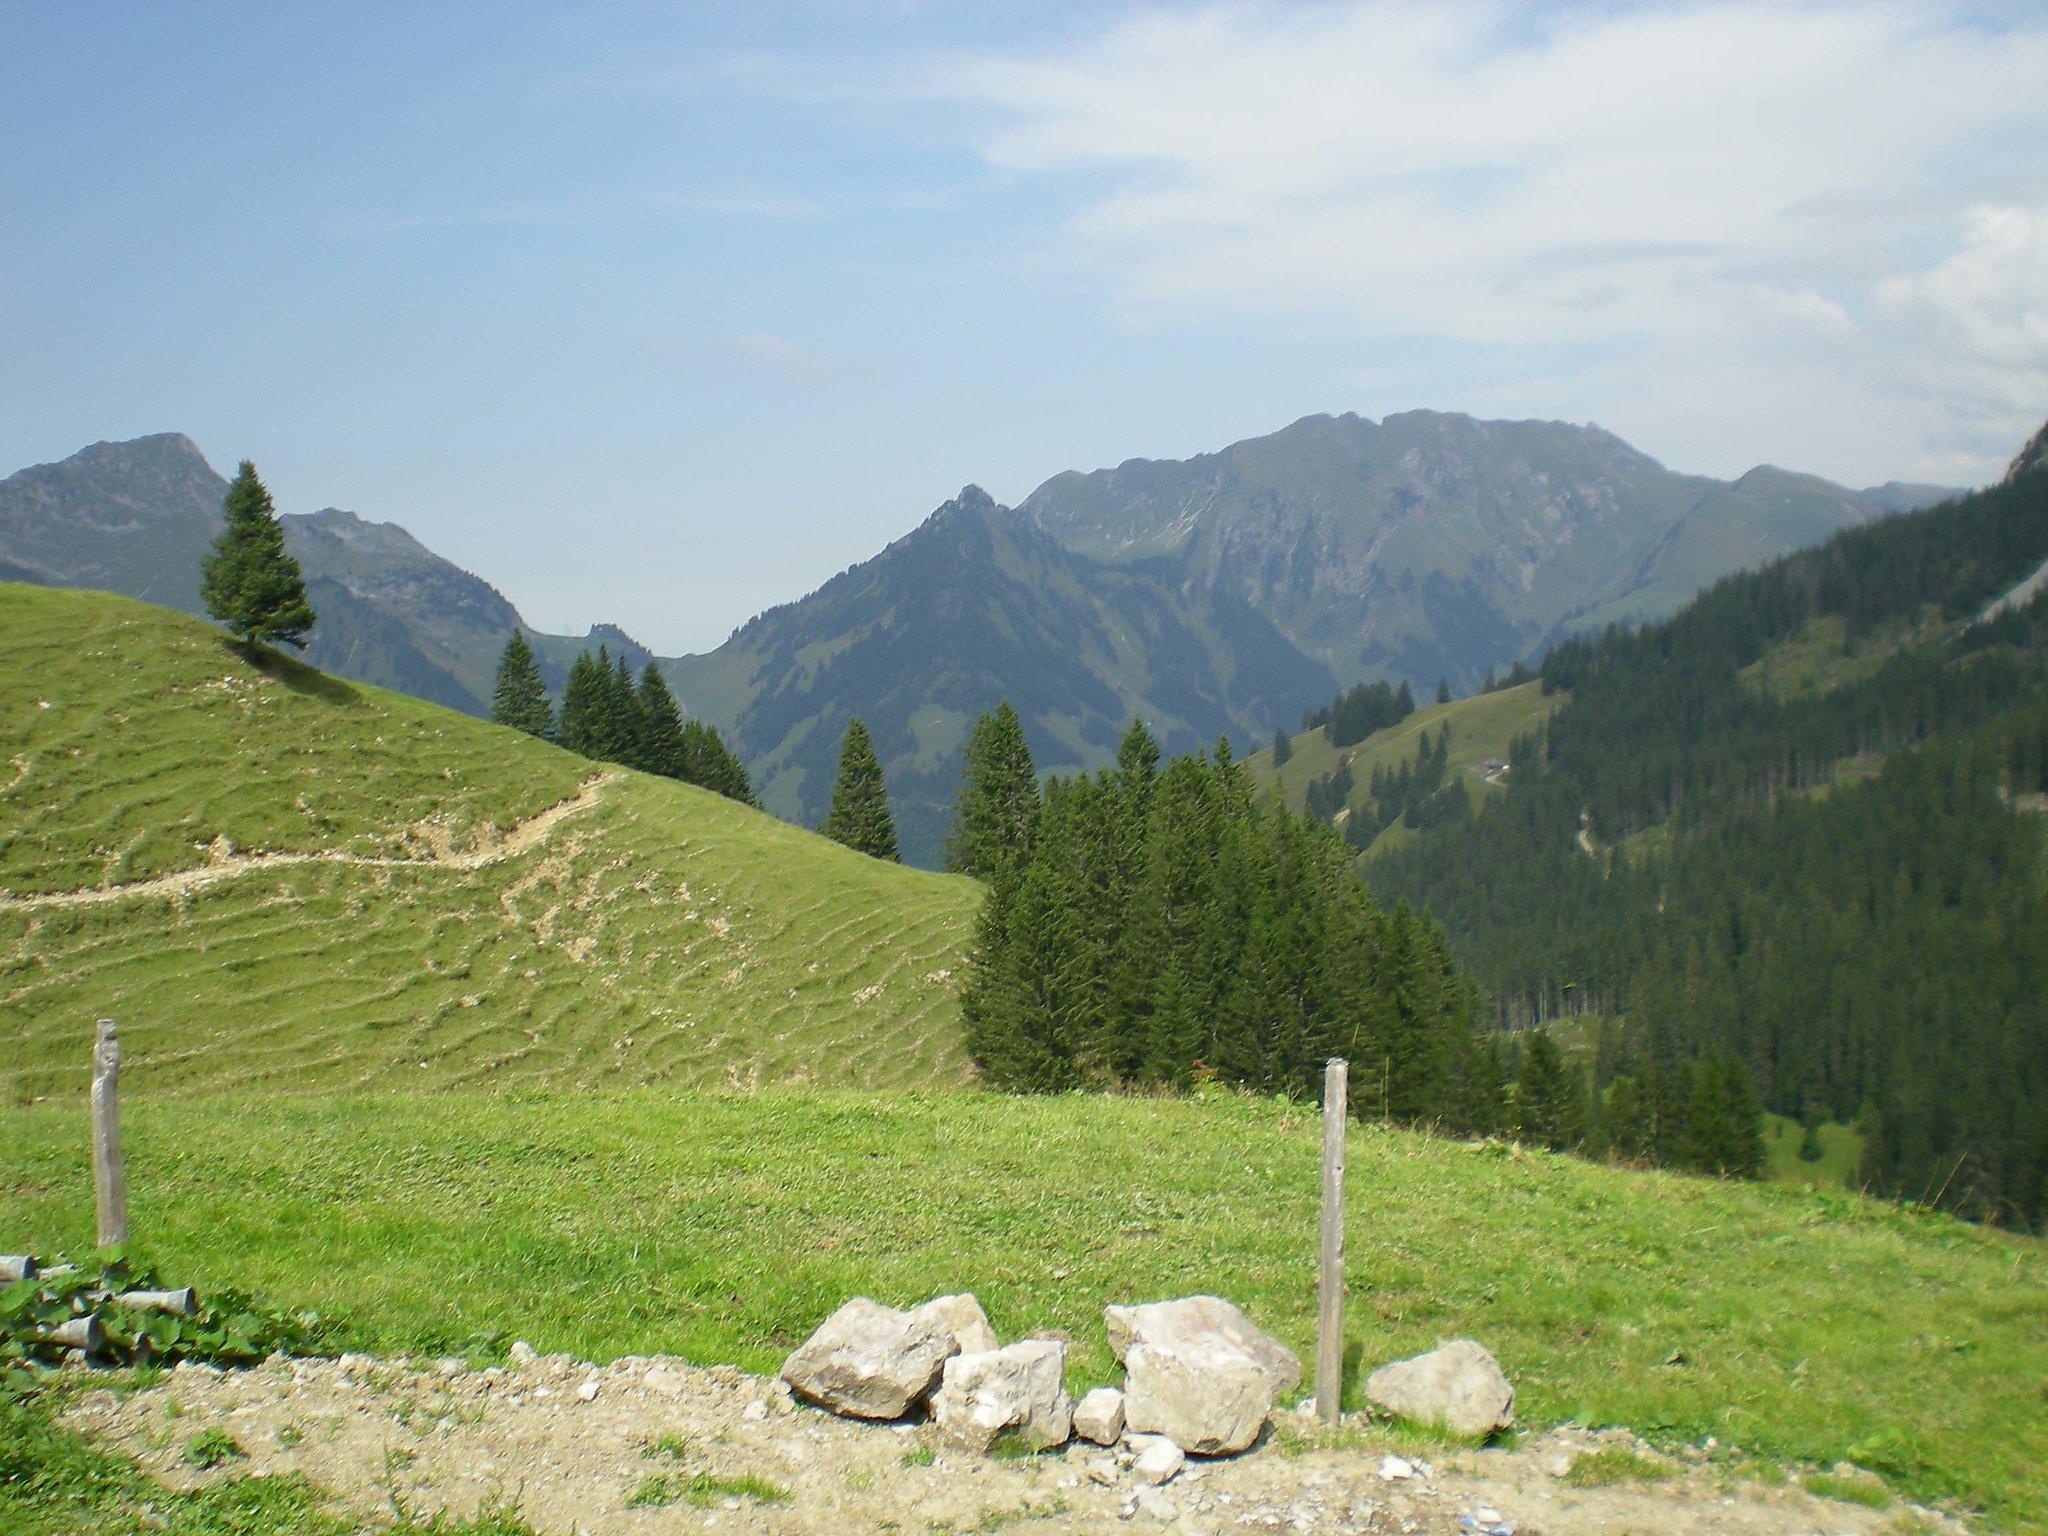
[4,2,2046,652]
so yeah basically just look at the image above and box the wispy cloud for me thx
[881,1,2048,481]
[727,332,842,384]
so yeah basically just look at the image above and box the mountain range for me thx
[0,415,1959,863]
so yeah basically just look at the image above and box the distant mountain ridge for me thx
[0,434,622,715]
[0,418,1963,864]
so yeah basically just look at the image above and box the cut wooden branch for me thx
[38,1314,104,1353]
[1315,1056,1348,1428]
[96,1287,198,1316]
[0,1255,37,1282]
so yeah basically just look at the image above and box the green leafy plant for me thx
[184,1428,244,1468]
[0,1254,332,1381]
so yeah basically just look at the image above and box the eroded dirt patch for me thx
[65,1351,1964,1535]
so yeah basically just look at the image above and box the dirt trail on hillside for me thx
[0,776,612,914]
[68,1351,1967,1536]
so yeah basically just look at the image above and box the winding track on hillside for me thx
[0,774,613,913]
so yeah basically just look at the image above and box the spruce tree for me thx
[823,717,898,860]
[637,663,686,778]
[680,721,757,806]
[1435,678,1452,705]
[946,702,1039,880]
[200,460,315,648]
[558,652,604,755]
[491,632,554,738]
[1272,728,1293,767]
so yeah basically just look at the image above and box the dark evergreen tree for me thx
[491,632,554,738]
[200,461,315,648]
[946,702,1040,880]
[637,663,686,777]
[823,717,898,861]
[557,651,605,755]
[679,721,757,805]
[1687,1052,1765,1177]
[1436,678,1452,705]
[1272,728,1293,767]
[1514,1030,1584,1150]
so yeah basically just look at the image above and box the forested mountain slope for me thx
[1364,451,2048,1227]
[0,585,977,1100]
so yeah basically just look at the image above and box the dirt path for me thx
[0,776,612,914]
[67,1350,1965,1536]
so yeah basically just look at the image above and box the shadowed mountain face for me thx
[1020,410,1946,688]
[666,487,1335,863]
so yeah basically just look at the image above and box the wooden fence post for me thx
[91,1018,128,1247]
[1315,1056,1347,1426]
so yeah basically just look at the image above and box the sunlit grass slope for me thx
[0,584,979,1100]
[8,1089,2046,1529]
[1245,682,1561,856]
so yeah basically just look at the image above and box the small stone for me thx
[1378,1454,1415,1481]
[1131,1435,1185,1486]
[1132,1486,1178,1522]
[1542,1453,1572,1478]
[576,1379,600,1403]
[1087,1461,1119,1486]
[1075,1386,1127,1446]
[741,1399,768,1422]
[508,1341,538,1368]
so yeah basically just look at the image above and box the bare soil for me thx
[66,1350,1966,1536]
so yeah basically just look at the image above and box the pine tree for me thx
[1686,1051,1765,1177]
[491,632,554,738]
[637,663,686,777]
[200,461,315,648]
[607,652,647,768]
[1272,728,1293,767]
[946,702,1040,880]
[1435,678,1452,705]
[558,652,604,755]
[823,718,898,860]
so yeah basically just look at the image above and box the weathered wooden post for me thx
[1315,1056,1347,1426]
[91,1018,128,1247]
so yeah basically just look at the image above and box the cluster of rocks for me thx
[781,1291,1516,1479]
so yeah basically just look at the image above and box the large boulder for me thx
[1365,1340,1514,1437]
[930,1339,1073,1452]
[781,1298,957,1419]
[1106,1297,1301,1397]
[1104,1297,1299,1455]
[913,1293,1000,1356]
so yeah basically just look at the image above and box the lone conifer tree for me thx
[1435,677,1452,705]
[946,701,1039,879]
[1271,727,1293,767]
[200,461,315,648]
[492,632,554,738]
[823,717,898,861]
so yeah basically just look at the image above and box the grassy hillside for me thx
[1245,681,1560,853]
[7,1089,2045,1528]
[0,584,979,1100]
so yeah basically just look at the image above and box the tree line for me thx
[490,633,755,805]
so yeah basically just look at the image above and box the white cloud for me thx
[899,1,2048,482]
